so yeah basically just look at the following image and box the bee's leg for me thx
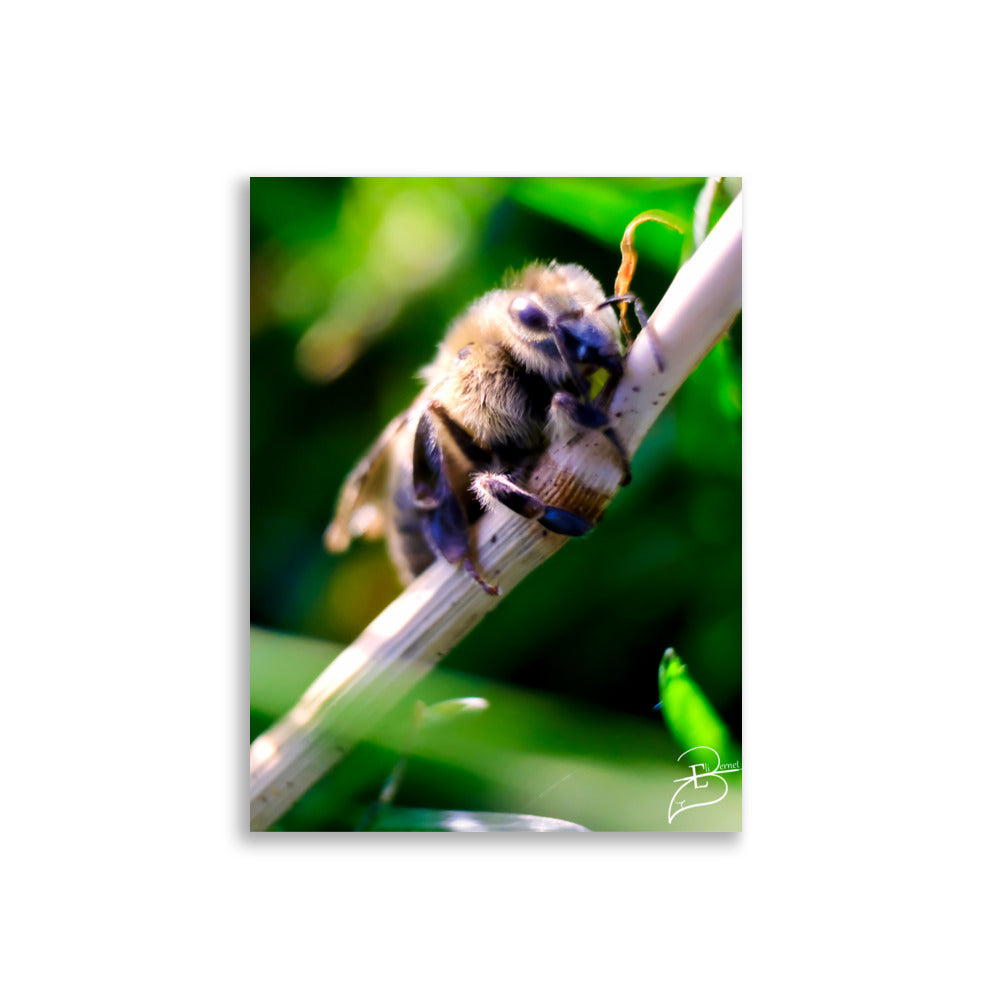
[602,427,632,487]
[413,409,499,596]
[547,313,591,399]
[549,392,632,487]
[596,292,649,333]
[593,293,661,371]
[473,472,593,537]
[549,307,636,484]
[632,296,650,331]
[426,399,491,464]
[425,490,499,597]
[626,296,664,371]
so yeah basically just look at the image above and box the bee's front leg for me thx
[473,472,593,537]
[549,392,632,487]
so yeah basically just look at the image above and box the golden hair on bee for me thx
[327,260,643,595]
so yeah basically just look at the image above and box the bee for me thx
[324,261,645,595]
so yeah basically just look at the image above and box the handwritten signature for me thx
[668,746,741,824]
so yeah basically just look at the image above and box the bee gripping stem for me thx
[249,194,743,830]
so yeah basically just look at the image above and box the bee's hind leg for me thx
[549,391,632,487]
[418,491,499,597]
[473,472,593,537]
[414,410,499,596]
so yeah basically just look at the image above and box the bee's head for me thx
[504,263,624,384]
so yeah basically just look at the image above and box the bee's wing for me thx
[324,409,413,553]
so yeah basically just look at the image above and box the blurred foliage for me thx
[367,808,591,833]
[249,177,741,832]
[250,627,740,832]
[658,647,740,768]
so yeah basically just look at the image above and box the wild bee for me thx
[325,261,645,595]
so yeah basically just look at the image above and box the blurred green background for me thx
[249,177,742,831]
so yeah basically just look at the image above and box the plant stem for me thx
[249,193,743,831]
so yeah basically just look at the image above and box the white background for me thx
[2,2,996,996]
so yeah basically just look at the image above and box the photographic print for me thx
[250,177,742,832]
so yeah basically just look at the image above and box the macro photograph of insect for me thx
[249,177,742,832]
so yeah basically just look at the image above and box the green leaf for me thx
[368,807,590,833]
[420,696,490,726]
[508,177,692,269]
[658,648,737,761]
[249,627,343,719]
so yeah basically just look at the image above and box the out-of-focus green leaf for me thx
[368,807,590,833]
[678,177,739,264]
[249,626,342,718]
[658,648,739,763]
[421,696,490,726]
[508,177,692,269]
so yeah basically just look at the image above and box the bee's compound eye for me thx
[510,297,550,333]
